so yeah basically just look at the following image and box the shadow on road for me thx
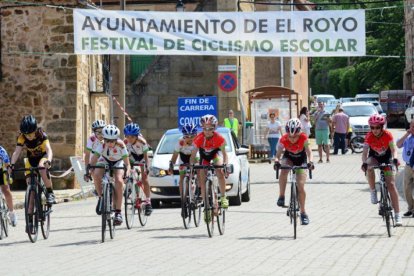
[322,233,383,239]
[51,240,100,247]
[238,236,292,241]
[151,234,206,239]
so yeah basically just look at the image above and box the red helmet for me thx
[200,114,218,127]
[368,114,386,126]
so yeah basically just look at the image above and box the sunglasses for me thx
[203,127,215,132]
[95,131,103,134]
[104,139,117,143]
[370,126,382,130]
[183,135,195,139]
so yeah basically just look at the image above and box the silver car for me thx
[149,127,251,207]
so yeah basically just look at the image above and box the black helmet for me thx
[20,115,37,134]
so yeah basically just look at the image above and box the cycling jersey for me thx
[93,139,128,163]
[0,146,10,186]
[364,130,394,159]
[174,139,196,164]
[193,131,226,164]
[16,128,49,159]
[278,133,309,165]
[86,133,103,154]
[124,137,149,162]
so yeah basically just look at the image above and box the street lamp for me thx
[176,0,185,12]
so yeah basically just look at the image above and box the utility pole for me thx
[119,0,126,136]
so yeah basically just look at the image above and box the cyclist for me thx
[89,125,131,225]
[274,118,314,225]
[361,114,402,226]
[190,114,229,221]
[0,145,17,226]
[169,124,198,217]
[9,115,55,204]
[123,123,153,216]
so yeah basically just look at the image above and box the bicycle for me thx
[0,171,10,240]
[192,164,233,238]
[348,133,365,154]
[124,162,150,229]
[174,164,201,229]
[370,163,396,237]
[275,163,312,239]
[89,164,125,243]
[13,165,53,243]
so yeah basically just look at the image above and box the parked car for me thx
[370,101,384,114]
[405,96,414,129]
[149,127,250,207]
[342,102,385,137]
[355,93,379,102]
[380,90,414,124]
[313,94,336,104]
[339,97,355,103]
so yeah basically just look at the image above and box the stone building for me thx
[98,0,310,148]
[405,0,414,89]
[0,0,110,188]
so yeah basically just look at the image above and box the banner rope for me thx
[50,167,74,178]
[112,96,133,123]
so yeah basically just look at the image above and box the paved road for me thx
[1,128,413,275]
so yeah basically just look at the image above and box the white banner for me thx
[74,9,365,57]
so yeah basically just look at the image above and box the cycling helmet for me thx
[20,115,37,134]
[285,118,302,135]
[124,123,140,136]
[92,119,106,131]
[102,125,120,140]
[368,114,386,126]
[200,114,218,127]
[181,123,197,136]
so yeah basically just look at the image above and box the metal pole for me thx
[119,0,126,135]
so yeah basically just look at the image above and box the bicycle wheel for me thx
[137,184,148,226]
[381,185,392,238]
[217,205,226,235]
[350,136,364,153]
[25,186,39,243]
[193,182,202,227]
[0,197,8,239]
[124,179,136,229]
[40,193,51,239]
[101,183,109,243]
[108,185,115,240]
[181,176,192,229]
[205,180,214,238]
[291,183,298,239]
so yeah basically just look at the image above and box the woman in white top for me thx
[264,113,283,159]
[299,107,312,136]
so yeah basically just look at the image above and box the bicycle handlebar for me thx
[88,164,126,178]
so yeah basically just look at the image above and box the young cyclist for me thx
[190,114,229,221]
[84,119,106,182]
[169,124,197,217]
[0,146,17,226]
[123,123,153,216]
[9,115,55,204]
[361,114,402,226]
[89,125,131,225]
[274,118,314,225]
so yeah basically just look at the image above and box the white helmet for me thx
[200,114,218,127]
[92,120,106,130]
[102,125,120,140]
[285,118,302,135]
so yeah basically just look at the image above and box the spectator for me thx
[223,109,239,137]
[396,120,414,217]
[313,101,332,163]
[264,113,282,159]
[299,107,312,137]
[332,107,350,155]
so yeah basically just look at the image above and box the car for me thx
[405,96,414,128]
[341,102,385,137]
[355,93,379,103]
[313,94,336,104]
[370,100,384,114]
[339,97,355,103]
[148,127,250,207]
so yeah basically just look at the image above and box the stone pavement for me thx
[2,144,414,275]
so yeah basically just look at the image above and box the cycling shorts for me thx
[282,150,307,166]
[25,157,49,177]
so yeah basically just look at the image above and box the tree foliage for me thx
[310,2,405,97]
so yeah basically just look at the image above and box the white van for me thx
[355,93,379,103]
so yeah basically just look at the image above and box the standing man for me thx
[223,109,239,137]
[313,101,332,163]
[396,120,414,217]
[332,107,350,155]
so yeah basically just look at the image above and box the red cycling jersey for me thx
[279,132,309,154]
[193,131,226,163]
[364,129,394,156]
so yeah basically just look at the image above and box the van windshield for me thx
[343,105,377,117]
